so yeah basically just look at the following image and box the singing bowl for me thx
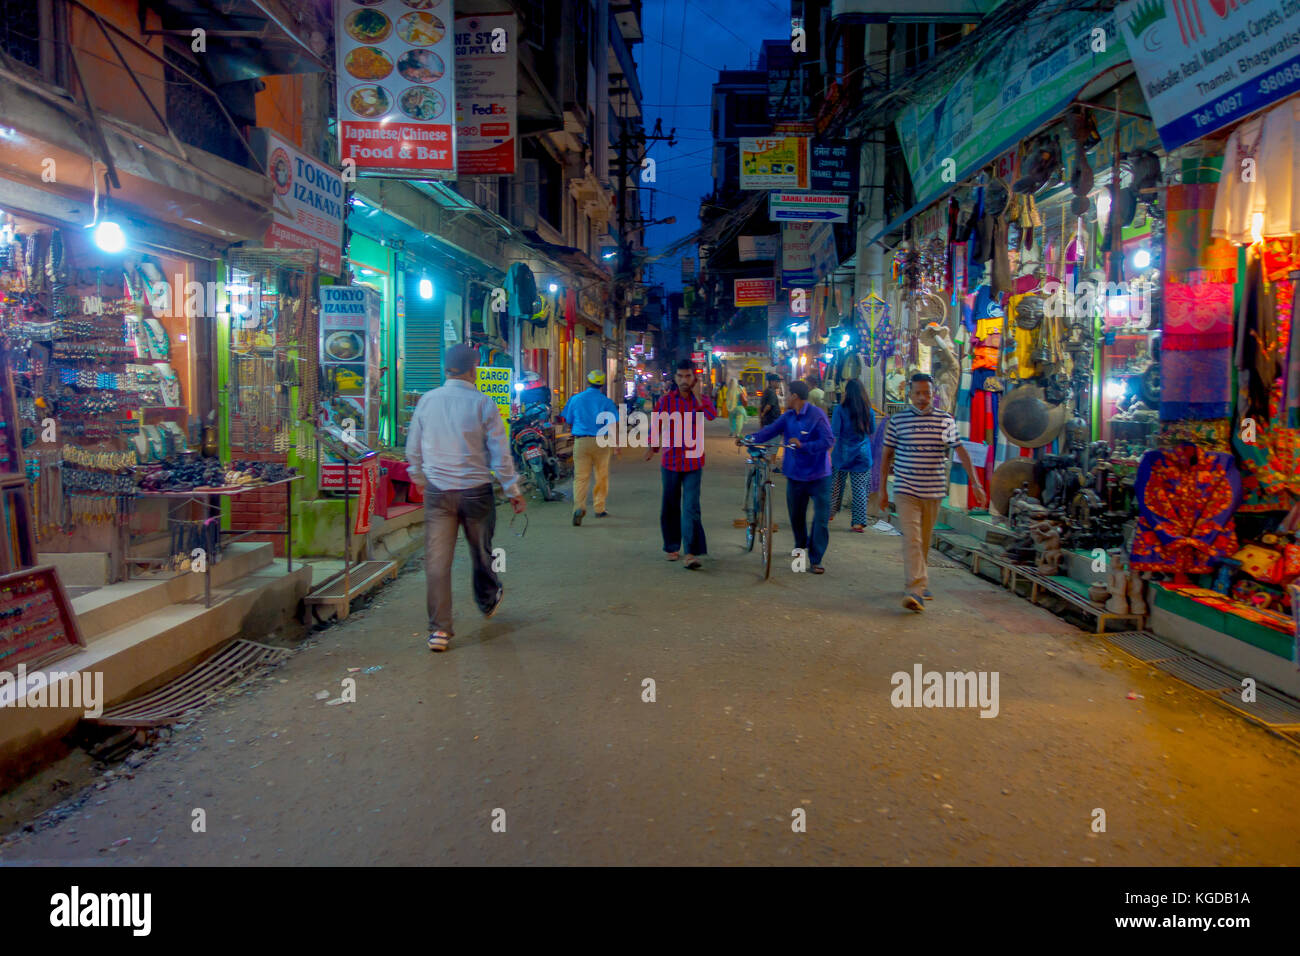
[999,383,1068,449]
[990,459,1042,516]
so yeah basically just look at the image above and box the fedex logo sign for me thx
[472,104,507,116]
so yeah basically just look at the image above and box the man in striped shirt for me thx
[881,372,985,612]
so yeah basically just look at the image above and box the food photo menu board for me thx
[335,0,457,177]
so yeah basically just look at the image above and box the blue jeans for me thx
[660,467,707,555]
[786,474,831,567]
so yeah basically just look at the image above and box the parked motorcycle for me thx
[509,385,563,501]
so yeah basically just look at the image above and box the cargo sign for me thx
[265,131,344,275]
[475,365,512,432]
[335,0,457,177]
[454,12,516,175]
[1117,0,1300,150]
[739,137,809,190]
[769,191,850,223]
[735,278,777,307]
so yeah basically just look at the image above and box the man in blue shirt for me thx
[561,370,619,525]
[743,380,835,573]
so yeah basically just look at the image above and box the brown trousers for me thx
[895,493,940,595]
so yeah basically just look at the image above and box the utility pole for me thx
[613,118,675,396]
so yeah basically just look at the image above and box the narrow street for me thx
[2,420,1298,866]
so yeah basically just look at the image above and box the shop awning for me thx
[519,230,614,288]
[136,0,329,85]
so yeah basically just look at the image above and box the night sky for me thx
[635,0,793,291]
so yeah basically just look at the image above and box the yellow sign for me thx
[476,366,513,436]
[739,137,809,190]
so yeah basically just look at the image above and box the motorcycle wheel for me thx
[530,459,552,501]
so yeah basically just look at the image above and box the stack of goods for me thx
[135,457,297,493]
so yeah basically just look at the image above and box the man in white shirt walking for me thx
[406,344,526,652]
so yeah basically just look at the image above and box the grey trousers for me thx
[423,482,501,636]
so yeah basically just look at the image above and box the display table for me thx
[127,476,303,608]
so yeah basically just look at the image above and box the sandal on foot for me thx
[428,631,452,652]
[683,554,702,569]
[811,565,825,574]
[666,551,680,561]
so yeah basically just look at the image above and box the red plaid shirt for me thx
[650,389,717,471]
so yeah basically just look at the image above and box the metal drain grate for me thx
[88,639,291,727]
[1101,630,1180,662]
[1153,655,1241,692]
[1216,688,1300,729]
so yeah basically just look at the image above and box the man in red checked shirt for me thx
[645,357,717,569]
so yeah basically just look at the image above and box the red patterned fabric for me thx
[1130,445,1240,573]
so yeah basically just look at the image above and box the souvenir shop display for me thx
[0,565,84,669]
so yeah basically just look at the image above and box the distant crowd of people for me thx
[404,345,985,651]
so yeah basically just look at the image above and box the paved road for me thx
[4,419,1300,865]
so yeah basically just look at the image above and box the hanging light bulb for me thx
[419,277,433,299]
[93,219,126,253]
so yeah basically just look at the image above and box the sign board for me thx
[319,286,382,491]
[896,4,1128,209]
[739,137,809,190]
[1117,0,1300,150]
[691,350,706,365]
[810,140,858,193]
[335,0,457,177]
[766,48,811,121]
[735,278,777,307]
[681,256,696,281]
[769,191,850,223]
[781,221,839,286]
[265,131,344,275]
[738,235,780,261]
[454,12,516,174]
[475,365,512,433]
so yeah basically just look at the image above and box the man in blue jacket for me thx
[743,380,835,573]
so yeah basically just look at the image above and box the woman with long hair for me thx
[830,378,876,531]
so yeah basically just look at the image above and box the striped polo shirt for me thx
[884,405,958,499]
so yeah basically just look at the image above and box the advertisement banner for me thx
[896,2,1128,209]
[681,256,696,281]
[739,137,810,190]
[738,235,780,261]
[769,191,850,223]
[735,278,777,307]
[475,365,512,433]
[265,131,344,275]
[810,140,859,193]
[781,221,839,286]
[454,12,516,175]
[319,286,381,491]
[335,0,457,177]
[1117,0,1300,150]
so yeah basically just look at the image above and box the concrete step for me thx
[0,556,310,790]
[71,542,276,643]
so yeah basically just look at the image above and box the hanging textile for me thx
[1166,163,1237,282]
[1129,445,1241,573]
[1163,282,1235,350]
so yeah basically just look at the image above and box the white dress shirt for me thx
[406,378,521,498]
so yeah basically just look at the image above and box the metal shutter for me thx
[404,271,444,391]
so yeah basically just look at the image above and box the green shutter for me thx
[404,272,445,391]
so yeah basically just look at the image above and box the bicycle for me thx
[737,439,786,580]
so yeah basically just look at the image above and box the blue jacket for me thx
[750,403,833,481]
[830,403,875,473]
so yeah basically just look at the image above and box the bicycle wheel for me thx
[744,471,756,552]
[759,482,774,579]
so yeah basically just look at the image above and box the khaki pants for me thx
[572,436,612,513]
[895,493,940,595]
